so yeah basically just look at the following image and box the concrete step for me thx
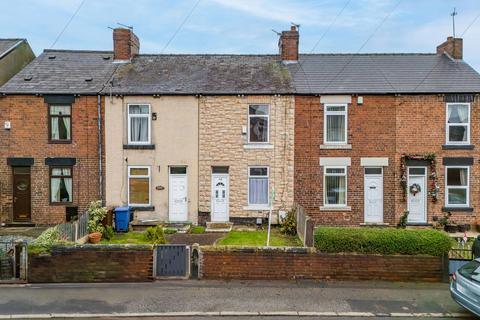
[206,222,233,233]
[130,219,162,232]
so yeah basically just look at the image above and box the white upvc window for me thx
[128,166,151,206]
[445,166,469,207]
[127,104,151,144]
[324,104,347,144]
[248,104,269,143]
[446,103,470,145]
[248,166,269,206]
[324,166,347,207]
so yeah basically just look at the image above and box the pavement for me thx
[0,280,475,319]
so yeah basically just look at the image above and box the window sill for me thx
[320,206,351,211]
[243,205,270,211]
[49,140,72,144]
[123,144,155,150]
[320,144,352,150]
[406,223,433,226]
[243,144,274,150]
[442,144,474,150]
[442,207,473,212]
[50,202,73,206]
[130,206,155,211]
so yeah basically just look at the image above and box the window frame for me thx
[323,165,348,207]
[445,102,470,145]
[247,104,270,144]
[247,166,270,207]
[127,103,152,145]
[48,104,72,144]
[127,165,151,207]
[49,166,73,205]
[445,165,470,207]
[324,103,348,145]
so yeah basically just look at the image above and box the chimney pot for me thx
[278,26,299,63]
[436,36,463,60]
[113,28,140,61]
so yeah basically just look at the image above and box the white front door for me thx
[364,167,383,223]
[407,167,427,223]
[169,167,188,222]
[211,174,229,222]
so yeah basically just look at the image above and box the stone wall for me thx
[199,247,448,282]
[28,245,153,283]
[198,95,295,222]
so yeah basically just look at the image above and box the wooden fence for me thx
[295,203,315,247]
[58,212,89,243]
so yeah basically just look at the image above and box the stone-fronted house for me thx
[0,49,115,225]
[0,39,35,86]
[104,28,295,226]
[291,35,480,227]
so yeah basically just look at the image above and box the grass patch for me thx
[315,227,452,256]
[190,226,206,234]
[100,232,157,245]
[217,229,301,247]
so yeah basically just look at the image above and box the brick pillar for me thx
[113,28,140,61]
[279,26,299,62]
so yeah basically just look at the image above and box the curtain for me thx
[130,117,148,142]
[63,177,72,201]
[249,177,268,204]
[51,178,61,202]
[51,118,59,140]
[326,115,345,142]
[459,168,467,186]
[62,117,71,139]
[325,175,346,205]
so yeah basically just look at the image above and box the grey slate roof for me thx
[0,49,117,94]
[105,54,293,95]
[0,39,23,58]
[289,53,480,94]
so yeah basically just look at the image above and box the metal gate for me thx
[154,245,190,278]
[0,240,28,283]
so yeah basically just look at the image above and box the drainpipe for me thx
[97,94,104,205]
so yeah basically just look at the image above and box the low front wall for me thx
[28,245,154,283]
[199,247,448,282]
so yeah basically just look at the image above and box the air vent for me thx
[85,77,93,82]
[24,76,32,81]
[102,56,111,60]
[48,55,56,60]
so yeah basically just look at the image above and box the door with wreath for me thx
[407,167,427,223]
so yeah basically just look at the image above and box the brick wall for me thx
[295,95,480,226]
[0,95,102,225]
[199,247,447,282]
[198,95,295,221]
[28,245,153,283]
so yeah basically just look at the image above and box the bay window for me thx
[248,105,269,143]
[50,167,73,203]
[445,166,469,207]
[324,166,347,206]
[324,104,347,144]
[128,166,151,206]
[128,104,151,144]
[248,166,269,206]
[446,103,470,144]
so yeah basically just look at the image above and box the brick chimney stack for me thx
[279,26,299,63]
[436,36,463,60]
[113,28,140,61]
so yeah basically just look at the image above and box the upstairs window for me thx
[248,167,269,206]
[324,104,347,144]
[324,166,347,206]
[248,105,269,143]
[49,105,71,142]
[446,103,470,144]
[50,167,73,203]
[128,104,151,144]
[446,166,469,207]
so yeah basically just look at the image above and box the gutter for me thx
[0,39,24,60]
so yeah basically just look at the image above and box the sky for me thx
[1,0,480,71]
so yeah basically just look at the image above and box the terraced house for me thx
[104,28,294,227]
[291,36,480,228]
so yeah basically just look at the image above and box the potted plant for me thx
[87,200,107,244]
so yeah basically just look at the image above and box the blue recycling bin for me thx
[114,206,131,232]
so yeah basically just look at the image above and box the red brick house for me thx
[289,34,480,227]
[0,49,116,225]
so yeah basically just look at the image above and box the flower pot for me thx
[444,224,458,233]
[88,232,102,244]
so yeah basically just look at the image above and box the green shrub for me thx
[87,200,107,234]
[189,226,205,234]
[280,208,297,236]
[103,226,115,240]
[144,226,166,244]
[397,211,409,228]
[314,227,451,256]
[29,226,63,254]
[163,227,178,234]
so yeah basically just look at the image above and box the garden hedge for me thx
[314,227,452,256]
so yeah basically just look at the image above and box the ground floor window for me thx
[248,166,269,205]
[324,166,347,206]
[128,166,151,206]
[445,166,469,207]
[50,167,73,203]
